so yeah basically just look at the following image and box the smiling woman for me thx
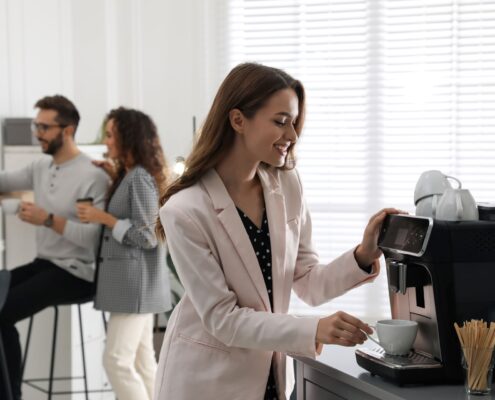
[152,63,400,400]
[76,107,171,400]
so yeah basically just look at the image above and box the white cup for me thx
[415,193,442,218]
[436,188,479,221]
[414,170,461,205]
[1,198,21,215]
[366,319,418,356]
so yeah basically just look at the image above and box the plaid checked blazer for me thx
[94,166,171,313]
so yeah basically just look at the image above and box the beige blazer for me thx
[154,166,379,400]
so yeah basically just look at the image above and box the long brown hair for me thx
[104,107,169,202]
[156,62,306,240]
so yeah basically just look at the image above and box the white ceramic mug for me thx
[1,198,21,215]
[414,170,461,205]
[415,193,442,218]
[366,319,418,356]
[436,188,479,221]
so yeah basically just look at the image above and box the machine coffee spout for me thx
[388,261,407,295]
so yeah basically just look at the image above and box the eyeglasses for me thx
[30,121,67,134]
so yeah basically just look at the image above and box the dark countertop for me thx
[293,342,495,400]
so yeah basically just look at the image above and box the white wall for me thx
[0,0,223,163]
[0,1,225,398]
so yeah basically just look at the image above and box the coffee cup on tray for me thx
[366,319,418,356]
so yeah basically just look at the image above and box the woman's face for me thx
[104,119,120,160]
[240,88,299,168]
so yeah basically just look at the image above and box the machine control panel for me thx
[378,214,433,257]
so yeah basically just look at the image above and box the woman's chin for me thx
[263,159,285,168]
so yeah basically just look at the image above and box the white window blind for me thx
[214,0,495,323]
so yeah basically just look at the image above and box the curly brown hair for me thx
[104,107,169,201]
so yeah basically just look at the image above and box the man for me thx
[0,95,109,400]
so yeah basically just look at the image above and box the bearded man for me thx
[0,95,109,400]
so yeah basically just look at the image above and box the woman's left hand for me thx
[354,208,406,268]
[76,203,106,224]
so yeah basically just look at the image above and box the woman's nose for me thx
[285,125,298,143]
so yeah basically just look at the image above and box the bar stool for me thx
[21,296,110,399]
[0,270,14,400]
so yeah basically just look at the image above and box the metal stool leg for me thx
[48,306,59,400]
[102,311,108,333]
[22,303,113,399]
[77,305,89,400]
[21,316,34,379]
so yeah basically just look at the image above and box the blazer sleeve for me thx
[291,172,380,307]
[113,171,159,249]
[161,204,321,358]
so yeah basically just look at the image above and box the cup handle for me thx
[365,325,381,347]
[446,175,462,189]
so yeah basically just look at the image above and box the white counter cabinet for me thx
[293,344,495,400]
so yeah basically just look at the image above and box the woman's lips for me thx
[274,144,289,156]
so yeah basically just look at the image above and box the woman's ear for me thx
[229,109,245,134]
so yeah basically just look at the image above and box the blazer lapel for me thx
[258,168,287,313]
[202,169,271,311]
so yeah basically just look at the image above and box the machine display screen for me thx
[378,214,433,256]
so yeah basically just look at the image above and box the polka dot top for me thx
[237,207,278,400]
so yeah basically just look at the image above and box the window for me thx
[215,0,495,322]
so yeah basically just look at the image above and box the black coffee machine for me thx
[355,214,495,384]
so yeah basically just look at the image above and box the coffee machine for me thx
[355,214,495,384]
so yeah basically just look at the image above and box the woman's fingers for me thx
[340,311,370,330]
[369,207,406,223]
[76,204,89,222]
[317,311,371,346]
[336,320,368,342]
[333,325,366,344]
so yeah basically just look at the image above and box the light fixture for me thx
[173,156,186,176]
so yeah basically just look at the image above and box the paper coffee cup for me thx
[76,197,94,206]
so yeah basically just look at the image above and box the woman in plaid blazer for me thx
[77,107,171,400]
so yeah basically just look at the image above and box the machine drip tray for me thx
[356,346,442,370]
[355,346,446,384]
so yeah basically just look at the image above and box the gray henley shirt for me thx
[0,152,109,281]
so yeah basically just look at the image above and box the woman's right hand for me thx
[92,159,116,179]
[316,311,372,346]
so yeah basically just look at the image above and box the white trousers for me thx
[103,313,157,400]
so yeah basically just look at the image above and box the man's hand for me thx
[18,201,48,226]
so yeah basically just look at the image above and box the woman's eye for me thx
[274,120,285,126]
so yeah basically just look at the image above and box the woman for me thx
[154,63,400,400]
[77,107,171,400]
